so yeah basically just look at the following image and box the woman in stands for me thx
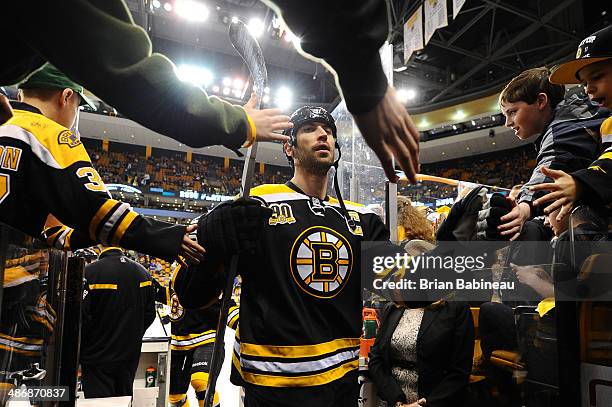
[397,196,435,253]
[368,296,474,407]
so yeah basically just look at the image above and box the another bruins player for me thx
[175,106,390,406]
[0,242,55,396]
[0,64,204,263]
[153,263,239,407]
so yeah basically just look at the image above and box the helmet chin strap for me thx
[331,141,357,231]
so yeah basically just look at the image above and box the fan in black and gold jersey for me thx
[0,64,204,263]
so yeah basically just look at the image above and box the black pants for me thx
[170,344,214,398]
[81,358,139,398]
[243,372,359,407]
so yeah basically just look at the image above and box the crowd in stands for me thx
[89,141,536,208]
[421,147,535,188]
[89,145,292,197]
[399,147,536,202]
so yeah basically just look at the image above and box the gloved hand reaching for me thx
[197,198,271,259]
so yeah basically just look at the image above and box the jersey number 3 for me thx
[76,167,107,192]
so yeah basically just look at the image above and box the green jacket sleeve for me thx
[264,0,389,114]
[8,0,249,150]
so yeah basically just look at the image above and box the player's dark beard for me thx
[293,146,333,176]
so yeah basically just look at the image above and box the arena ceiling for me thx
[123,0,611,112]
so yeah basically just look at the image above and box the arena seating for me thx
[88,144,535,207]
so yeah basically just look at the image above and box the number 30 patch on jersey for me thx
[269,203,296,225]
[289,226,353,299]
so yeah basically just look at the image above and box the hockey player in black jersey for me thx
[175,106,392,407]
[153,264,239,407]
[0,64,204,263]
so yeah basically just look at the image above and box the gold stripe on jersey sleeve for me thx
[228,312,239,330]
[140,281,152,288]
[89,284,118,290]
[111,210,139,246]
[90,200,118,240]
[598,152,612,161]
[240,337,360,359]
[5,253,43,268]
[3,266,39,287]
[5,110,91,169]
[64,228,74,250]
[228,317,239,330]
[240,359,358,387]
[165,286,172,306]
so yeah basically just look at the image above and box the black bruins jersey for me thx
[0,103,185,260]
[155,266,239,352]
[225,183,389,388]
[1,246,56,382]
[572,116,612,205]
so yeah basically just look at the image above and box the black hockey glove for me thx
[436,186,488,241]
[476,193,513,240]
[197,198,271,259]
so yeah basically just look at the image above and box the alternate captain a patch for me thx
[290,226,353,299]
[58,130,82,148]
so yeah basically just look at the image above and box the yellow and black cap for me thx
[550,25,612,84]
[19,63,96,109]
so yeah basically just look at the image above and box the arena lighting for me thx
[175,0,210,22]
[231,16,239,24]
[222,87,230,95]
[211,85,220,93]
[163,2,172,12]
[152,0,161,9]
[233,78,244,90]
[275,86,293,110]
[222,77,232,87]
[453,110,467,120]
[263,94,270,103]
[176,64,214,87]
[247,18,265,38]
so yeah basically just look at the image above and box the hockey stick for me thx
[203,19,267,407]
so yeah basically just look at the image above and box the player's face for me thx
[293,121,336,173]
[501,99,547,140]
[578,59,612,109]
